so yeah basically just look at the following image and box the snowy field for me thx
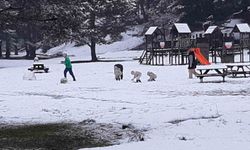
[1,32,250,149]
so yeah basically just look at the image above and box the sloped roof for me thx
[145,26,158,35]
[174,23,191,33]
[235,23,250,33]
[205,26,218,34]
[221,28,233,34]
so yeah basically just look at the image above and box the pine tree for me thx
[75,0,133,61]
[40,0,134,61]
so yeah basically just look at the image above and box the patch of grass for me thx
[0,123,110,150]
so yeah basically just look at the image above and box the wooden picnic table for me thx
[196,66,228,83]
[28,63,49,73]
[226,63,250,78]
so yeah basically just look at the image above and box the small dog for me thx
[114,64,123,81]
[147,71,157,81]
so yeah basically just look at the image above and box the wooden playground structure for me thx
[139,23,250,65]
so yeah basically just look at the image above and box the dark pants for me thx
[64,68,76,81]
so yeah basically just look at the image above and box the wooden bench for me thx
[196,67,228,83]
[230,71,250,77]
[226,64,250,78]
[28,64,49,73]
[196,73,227,83]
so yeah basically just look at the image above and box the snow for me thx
[174,23,191,33]
[205,26,218,34]
[223,19,244,28]
[145,27,158,35]
[48,33,143,62]
[1,29,250,150]
[235,23,250,33]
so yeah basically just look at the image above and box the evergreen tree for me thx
[75,0,133,61]
[177,0,250,29]
[40,0,135,61]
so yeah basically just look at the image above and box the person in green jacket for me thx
[63,53,76,81]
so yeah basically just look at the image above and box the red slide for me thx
[193,48,210,65]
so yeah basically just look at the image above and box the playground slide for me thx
[193,48,211,65]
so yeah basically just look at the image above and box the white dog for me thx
[147,71,157,81]
[131,71,142,83]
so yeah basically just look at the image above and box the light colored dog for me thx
[131,70,142,83]
[147,71,157,81]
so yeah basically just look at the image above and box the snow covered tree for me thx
[39,0,134,61]
[73,0,134,61]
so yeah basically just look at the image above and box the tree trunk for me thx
[14,46,18,55]
[138,0,148,23]
[14,39,18,55]
[30,45,36,59]
[25,42,30,58]
[90,11,98,62]
[5,37,11,59]
[90,39,98,62]
[0,40,2,58]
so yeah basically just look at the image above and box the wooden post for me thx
[240,33,243,62]
[177,34,181,65]
[162,52,164,65]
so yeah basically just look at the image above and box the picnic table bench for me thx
[226,63,250,78]
[28,63,49,73]
[196,67,228,83]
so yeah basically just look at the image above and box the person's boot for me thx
[136,79,141,83]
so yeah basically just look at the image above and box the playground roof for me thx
[205,26,218,34]
[145,26,158,35]
[221,28,233,34]
[174,23,191,33]
[234,23,250,33]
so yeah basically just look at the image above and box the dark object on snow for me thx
[79,119,96,125]
[122,124,133,130]
[60,78,68,84]
[179,136,187,141]
[114,64,123,80]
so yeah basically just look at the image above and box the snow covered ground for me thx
[1,31,250,149]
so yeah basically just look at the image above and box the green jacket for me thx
[64,56,72,68]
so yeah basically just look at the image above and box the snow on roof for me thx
[235,23,250,33]
[145,26,158,35]
[223,19,243,28]
[174,23,191,33]
[221,28,233,34]
[205,26,218,34]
